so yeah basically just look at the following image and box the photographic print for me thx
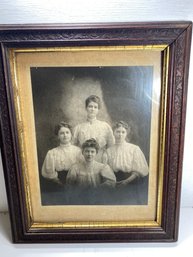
[31,66,153,206]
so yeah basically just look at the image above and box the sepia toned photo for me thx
[31,66,152,206]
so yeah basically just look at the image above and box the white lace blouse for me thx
[66,160,116,188]
[103,142,149,177]
[41,144,82,180]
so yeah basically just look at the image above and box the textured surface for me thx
[0,0,193,23]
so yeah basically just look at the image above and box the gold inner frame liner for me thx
[9,45,168,229]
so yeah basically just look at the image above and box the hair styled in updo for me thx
[81,138,100,153]
[85,95,101,109]
[112,121,129,132]
[54,121,73,136]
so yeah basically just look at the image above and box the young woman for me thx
[41,121,82,185]
[66,138,116,188]
[73,95,115,162]
[103,121,149,187]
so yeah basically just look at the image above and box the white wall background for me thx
[0,0,192,215]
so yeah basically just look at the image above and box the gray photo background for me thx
[31,66,153,204]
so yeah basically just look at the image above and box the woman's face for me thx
[86,101,99,119]
[82,147,97,162]
[114,126,127,143]
[58,127,72,145]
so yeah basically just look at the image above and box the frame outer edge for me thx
[164,22,192,241]
[173,23,192,241]
[0,43,27,243]
[0,22,192,243]
[0,43,18,242]
[0,21,192,30]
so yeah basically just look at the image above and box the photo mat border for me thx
[10,46,164,227]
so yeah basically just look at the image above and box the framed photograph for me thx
[0,22,192,243]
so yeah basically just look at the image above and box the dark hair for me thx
[82,138,100,153]
[112,121,129,132]
[85,95,101,109]
[54,121,73,135]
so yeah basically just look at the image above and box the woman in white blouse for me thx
[73,95,115,162]
[103,121,149,187]
[66,138,116,188]
[41,121,82,185]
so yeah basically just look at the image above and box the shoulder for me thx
[96,120,113,131]
[94,161,108,170]
[46,146,60,155]
[74,122,87,128]
[98,120,111,127]
[70,145,81,152]
[73,122,89,133]
[124,142,139,150]
[43,147,60,160]
[125,143,146,157]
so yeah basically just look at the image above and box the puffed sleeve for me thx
[72,125,79,146]
[100,164,116,187]
[106,124,115,148]
[102,151,108,165]
[132,146,149,177]
[41,150,58,179]
[66,164,78,185]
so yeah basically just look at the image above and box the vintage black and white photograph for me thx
[31,66,153,206]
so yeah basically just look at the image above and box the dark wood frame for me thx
[0,21,192,243]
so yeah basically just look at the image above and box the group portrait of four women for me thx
[41,95,149,197]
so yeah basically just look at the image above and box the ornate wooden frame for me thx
[0,21,192,243]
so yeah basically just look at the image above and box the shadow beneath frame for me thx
[1,209,193,254]
[0,212,12,242]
